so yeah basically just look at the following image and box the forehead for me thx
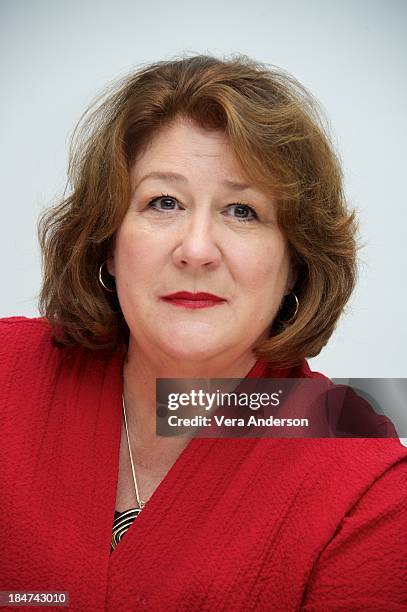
[130,118,250,184]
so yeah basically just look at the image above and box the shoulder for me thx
[0,315,122,370]
[305,437,407,480]
[0,316,51,338]
[0,316,94,385]
[0,316,124,423]
[0,314,124,377]
[0,316,55,361]
[0,316,61,391]
[298,359,328,380]
[262,359,329,380]
[294,361,400,438]
[261,362,407,486]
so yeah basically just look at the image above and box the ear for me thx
[285,266,297,295]
[106,255,116,277]
[106,237,116,276]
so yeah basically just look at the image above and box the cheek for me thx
[238,238,290,295]
[114,223,161,281]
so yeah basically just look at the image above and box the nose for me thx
[172,209,222,271]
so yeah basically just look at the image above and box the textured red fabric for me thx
[0,317,406,611]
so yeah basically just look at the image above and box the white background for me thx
[1,0,406,377]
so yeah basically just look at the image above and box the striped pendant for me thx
[111,507,143,551]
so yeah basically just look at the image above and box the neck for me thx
[122,339,258,460]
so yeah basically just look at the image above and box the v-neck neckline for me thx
[109,432,213,556]
[97,350,311,565]
[111,439,210,554]
[106,353,273,561]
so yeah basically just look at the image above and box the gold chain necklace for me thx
[122,394,146,510]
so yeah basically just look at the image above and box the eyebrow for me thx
[133,171,253,192]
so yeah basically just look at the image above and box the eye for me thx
[147,194,183,212]
[224,203,258,222]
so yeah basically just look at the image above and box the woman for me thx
[0,55,405,611]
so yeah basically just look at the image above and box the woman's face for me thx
[109,117,293,367]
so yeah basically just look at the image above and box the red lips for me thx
[161,291,226,309]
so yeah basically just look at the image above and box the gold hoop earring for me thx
[98,259,116,293]
[280,292,299,324]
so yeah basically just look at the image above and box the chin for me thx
[158,330,229,364]
[164,342,225,363]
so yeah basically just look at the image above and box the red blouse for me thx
[0,317,406,611]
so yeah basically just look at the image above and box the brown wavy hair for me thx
[38,53,358,367]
